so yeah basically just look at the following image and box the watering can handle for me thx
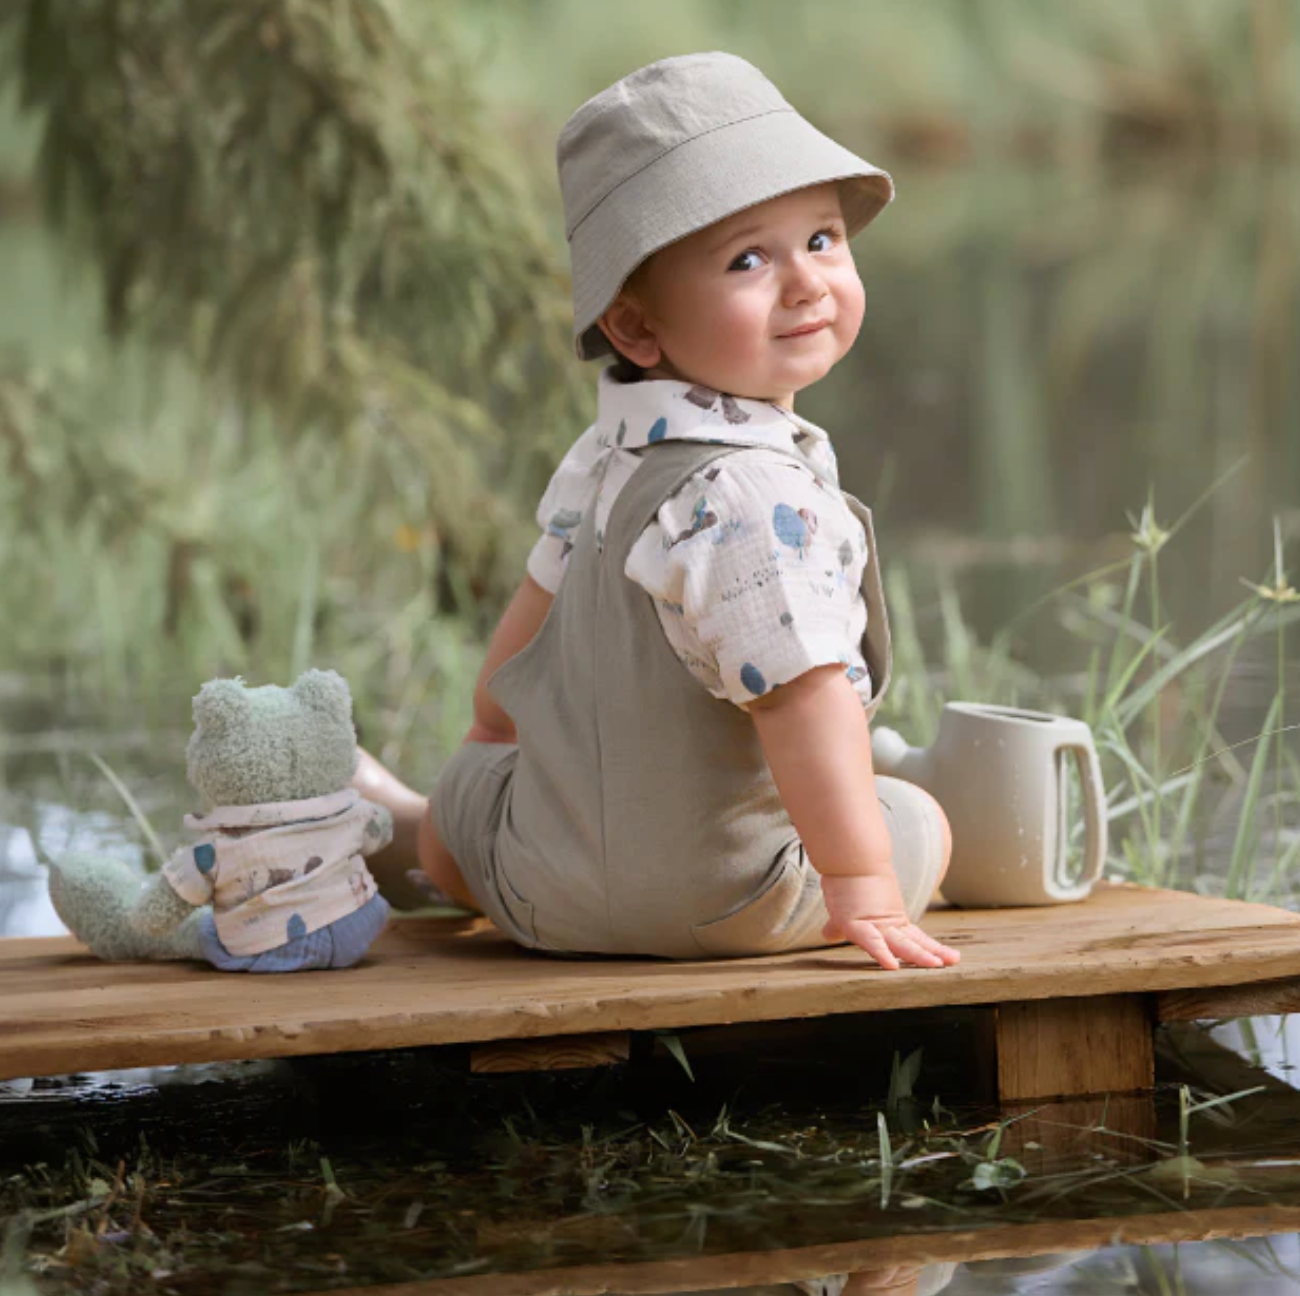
[1062,739,1109,893]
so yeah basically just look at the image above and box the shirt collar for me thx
[594,367,840,488]
[184,787,360,833]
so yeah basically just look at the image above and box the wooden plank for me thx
[4,883,1300,1081]
[470,1032,630,1074]
[314,1203,1300,1295]
[1159,977,1300,1021]
[996,995,1155,1101]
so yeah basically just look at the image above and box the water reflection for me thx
[661,1263,960,1295]
[5,1025,1300,1294]
[0,806,148,939]
[648,1240,1300,1295]
[0,820,64,938]
[0,688,186,938]
[660,1233,1300,1294]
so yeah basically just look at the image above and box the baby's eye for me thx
[727,229,840,271]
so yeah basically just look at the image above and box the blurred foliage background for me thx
[0,0,1298,900]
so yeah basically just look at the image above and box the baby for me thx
[359,52,959,972]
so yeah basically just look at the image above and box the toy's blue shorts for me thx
[197,894,390,972]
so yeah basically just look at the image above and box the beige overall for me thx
[432,440,945,959]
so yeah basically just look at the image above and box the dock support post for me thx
[993,994,1155,1102]
[469,1031,632,1074]
[984,995,1158,1175]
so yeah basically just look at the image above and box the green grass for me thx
[878,497,1300,900]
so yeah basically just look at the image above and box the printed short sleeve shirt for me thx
[526,369,875,708]
[164,788,389,955]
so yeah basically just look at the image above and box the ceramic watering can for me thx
[871,702,1108,907]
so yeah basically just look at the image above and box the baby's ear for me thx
[598,295,661,369]
[291,669,354,727]
[191,678,251,736]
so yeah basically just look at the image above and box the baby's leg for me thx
[877,778,952,915]
[915,786,953,892]
[351,749,479,910]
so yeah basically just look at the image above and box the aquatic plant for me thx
[879,491,1300,898]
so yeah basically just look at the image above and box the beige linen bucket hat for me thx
[558,51,894,361]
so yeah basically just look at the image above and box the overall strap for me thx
[603,440,801,566]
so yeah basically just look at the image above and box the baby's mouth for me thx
[778,320,830,338]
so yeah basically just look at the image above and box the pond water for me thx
[2,98,1300,1296]
[4,1025,1300,1294]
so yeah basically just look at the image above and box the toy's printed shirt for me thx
[527,368,875,707]
[163,788,385,956]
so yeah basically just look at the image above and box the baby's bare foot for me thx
[351,749,430,908]
[352,748,425,813]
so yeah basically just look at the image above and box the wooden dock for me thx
[4,882,1300,1101]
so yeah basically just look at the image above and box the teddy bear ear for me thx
[191,677,252,734]
[291,669,354,725]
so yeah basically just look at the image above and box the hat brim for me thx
[570,109,893,361]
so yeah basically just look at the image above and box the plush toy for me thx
[48,669,394,972]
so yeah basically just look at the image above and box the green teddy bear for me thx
[47,670,394,972]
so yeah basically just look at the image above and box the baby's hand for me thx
[844,1264,927,1295]
[820,873,961,971]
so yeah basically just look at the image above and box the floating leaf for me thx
[970,1157,1026,1191]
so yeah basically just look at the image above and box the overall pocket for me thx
[485,841,541,948]
[690,853,819,958]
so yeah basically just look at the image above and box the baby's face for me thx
[608,182,865,407]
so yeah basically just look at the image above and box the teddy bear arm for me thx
[131,872,201,936]
[359,800,394,855]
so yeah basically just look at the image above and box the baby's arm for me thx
[748,665,960,971]
[466,574,555,744]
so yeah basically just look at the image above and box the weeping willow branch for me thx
[1,0,589,611]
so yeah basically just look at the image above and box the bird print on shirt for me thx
[670,496,720,547]
[683,385,752,425]
[547,507,584,560]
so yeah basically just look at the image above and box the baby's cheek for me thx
[699,304,761,367]
[838,270,867,336]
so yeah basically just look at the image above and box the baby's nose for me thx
[781,255,828,304]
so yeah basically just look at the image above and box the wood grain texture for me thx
[4,883,1300,1081]
[996,995,1154,1100]
[320,1203,1300,1295]
[470,1032,630,1074]
[1158,977,1300,1021]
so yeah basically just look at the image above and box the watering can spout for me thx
[870,727,930,787]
